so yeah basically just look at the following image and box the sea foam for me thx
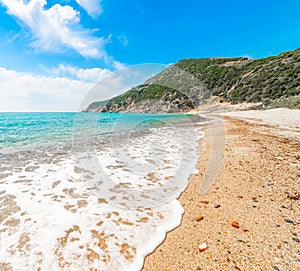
[0,113,204,270]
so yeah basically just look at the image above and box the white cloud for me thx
[0,0,106,58]
[103,55,127,71]
[117,35,129,46]
[77,64,168,111]
[53,64,111,82]
[0,67,94,112]
[0,64,169,112]
[75,0,103,18]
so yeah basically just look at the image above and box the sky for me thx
[0,0,300,111]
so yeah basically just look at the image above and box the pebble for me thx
[284,218,294,224]
[236,238,243,242]
[195,215,204,222]
[272,266,280,271]
[196,266,201,270]
[214,203,221,208]
[292,237,300,243]
[231,221,240,228]
[198,243,208,252]
[281,205,292,210]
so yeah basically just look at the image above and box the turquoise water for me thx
[0,112,192,153]
[0,112,202,270]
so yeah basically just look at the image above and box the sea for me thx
[0,112,205,271]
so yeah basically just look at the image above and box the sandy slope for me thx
[221,108,300,141]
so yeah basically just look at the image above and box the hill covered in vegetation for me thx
[84,48,300,113]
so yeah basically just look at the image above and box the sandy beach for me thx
[143,108,300,270]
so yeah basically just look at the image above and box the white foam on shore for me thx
[0,124,204,270]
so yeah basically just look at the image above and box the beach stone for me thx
[284,218,294,224]
[214,203,221,208]
[231,221,240,228]
[195,215,204,222]
[287,193,300,200]
[272,266,280,271]
[198,243,208,252]
[292,237,299,243]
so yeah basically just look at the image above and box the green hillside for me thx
[85,48,300,112]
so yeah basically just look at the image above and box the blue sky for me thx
[0,0,300,111]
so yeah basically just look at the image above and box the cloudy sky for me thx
[0,0,300,111]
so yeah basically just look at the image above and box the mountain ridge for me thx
[84,48,300,113]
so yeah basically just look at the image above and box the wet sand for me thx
[143,110,300,270]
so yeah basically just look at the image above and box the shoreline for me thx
[0,112,201,270]
[1,109,299,270]
[142,109,300,270]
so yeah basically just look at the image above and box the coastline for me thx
[142,108,300,270]
[0,112,200,270]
